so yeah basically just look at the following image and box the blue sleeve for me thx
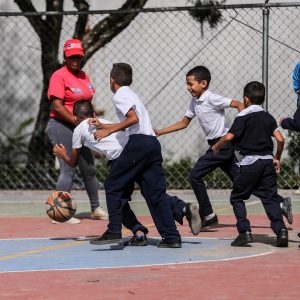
[292,62,300,93]
[281,106,300,132]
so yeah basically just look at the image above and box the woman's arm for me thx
[51,97,77,125]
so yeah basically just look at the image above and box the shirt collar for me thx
[195,89,210,102]
[237,104,264,117]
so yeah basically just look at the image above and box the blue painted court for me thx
[0,236,273,273]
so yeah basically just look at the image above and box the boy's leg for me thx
[121,182,148,235]
[136,135,181,245]
[138,160,181,245]
[230,162,263,234]
[255,161,287,237]
[190,142,236,220]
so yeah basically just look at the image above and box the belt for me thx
[207,137,221,146]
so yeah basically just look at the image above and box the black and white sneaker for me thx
[185,203,201,235]
[90,231,122,245]
[201,214,219,228]
[281,197,293,224]
[124,235,148,246]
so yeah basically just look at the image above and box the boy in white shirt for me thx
[155,66,292,228]
[88,63,201,248]
[53,100,149,246]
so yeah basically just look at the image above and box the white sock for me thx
[204,213,216,221]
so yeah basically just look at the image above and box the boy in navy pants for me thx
[53,100,149,246]
[213,81,288,247]
[156,66,292,228]
[88,63,200,248]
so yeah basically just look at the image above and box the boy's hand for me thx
[94,129,111,141]
[154,129,161,136]
[53,144,67,159]
[88,117,103,129]
[273,158,281,175]
[278,117,286,126]
[212,144,219,154]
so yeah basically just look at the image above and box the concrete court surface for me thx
[0,189,299,300]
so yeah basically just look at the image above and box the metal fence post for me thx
[262,2,270,111]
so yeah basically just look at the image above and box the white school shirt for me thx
[72,118,128,160]
[235,105,274,166]
[185,89,232,140]
[113,86,155,136]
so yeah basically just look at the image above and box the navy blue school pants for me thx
[189,142,237,219]
[189,142,285,219]
[109,159,148,235]
[230,159,286,234]
[104,134,181,242]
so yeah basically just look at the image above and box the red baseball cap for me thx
[63,39,84,57]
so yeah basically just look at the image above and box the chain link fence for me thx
[1,3,300,190]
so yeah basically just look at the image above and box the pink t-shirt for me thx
[48,65,95,120]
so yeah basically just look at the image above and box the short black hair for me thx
[110,63,133,86]
[243,81,265,105]
[186,66,211,86]
[73,100,94,117]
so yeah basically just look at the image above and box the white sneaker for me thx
[91,207,108,220]
[52,217,81,224]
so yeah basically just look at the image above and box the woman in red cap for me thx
[46,39,108,224]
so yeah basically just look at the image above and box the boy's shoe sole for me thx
[281,197,293,224]
[90,237,122,245]
[185,203,201,235]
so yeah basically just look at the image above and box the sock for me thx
[204,213,215,221]
[135,230,145,238]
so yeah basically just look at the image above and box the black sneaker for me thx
[157,239,182,248]
[201,214,219,228]
[124,235,148,246]
[281,197,293,224]
[185,203,201,235]
[90,231,122,245]
[276,228,288,247]
[231,231,253,247]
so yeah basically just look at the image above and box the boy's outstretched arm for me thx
[155,116,192,136]
[89,108,139,140]
[212,133,235,154]
[53,144,79,168]
[273,130,284,174]
[230,100,244,112]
